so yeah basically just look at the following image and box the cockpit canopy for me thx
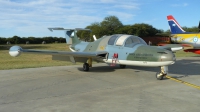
[108,34,147,47]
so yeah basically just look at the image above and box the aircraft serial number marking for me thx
[134,57,147,59]
[129,53,153,57]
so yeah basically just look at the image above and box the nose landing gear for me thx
[156,66,168,80]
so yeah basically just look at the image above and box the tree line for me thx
[77,16,163,41]
[77,16,199,41]
[0,36,66,44]
[0,16,199,44]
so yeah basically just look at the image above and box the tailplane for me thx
[167,15,186,34]
[48,28,91,45]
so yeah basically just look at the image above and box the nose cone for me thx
[9,46,22,57]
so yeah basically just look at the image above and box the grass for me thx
[0,44,76,70]
[0,44,199,70]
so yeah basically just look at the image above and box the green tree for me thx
[182,26,199,32]
[12,35,21,44]
[0,37,7,44]
[115,25,133,34]
[28,37,36,44]
[79,16,124,40]
[81,31,91,41]
[100,16,123,35]
[86,22,103,39]
[131,23,159,37]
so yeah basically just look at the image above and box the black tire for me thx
[83,63,89,71]
[156,72,164,80]
[119,65,126,69]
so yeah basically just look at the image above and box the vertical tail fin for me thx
[167,15,185,34]
[48,28,91,45]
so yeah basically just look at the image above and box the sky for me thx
[0,0,200,38]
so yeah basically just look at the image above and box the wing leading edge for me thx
[156,44,183,52]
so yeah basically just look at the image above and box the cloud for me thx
[113,3,140,9]
[0,0,141,37]
[171,3,188,7]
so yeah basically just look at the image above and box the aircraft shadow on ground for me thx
[77,58,200,76]
[128,59,200,76]
[77,65,117,72]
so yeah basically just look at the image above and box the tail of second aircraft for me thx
[167,15,186,34]
[48,28,91,45]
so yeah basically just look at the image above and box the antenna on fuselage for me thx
[93,35,97,41]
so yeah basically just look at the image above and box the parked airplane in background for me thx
[9,28,182,80]
[167,15,200,54]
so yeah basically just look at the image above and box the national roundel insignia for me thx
[193,37,198,43]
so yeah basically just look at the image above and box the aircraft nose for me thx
[159,50,175,63]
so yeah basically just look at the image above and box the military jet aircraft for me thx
[167,15,200,54]
[9,28,182,80]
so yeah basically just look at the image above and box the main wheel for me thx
[156,72,164,80]
[83,63,89,71]
[119,65,126,69]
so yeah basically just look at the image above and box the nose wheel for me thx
[156,66,168,80]
[156,72,166,80]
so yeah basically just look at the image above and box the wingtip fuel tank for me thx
[9,46,22,57]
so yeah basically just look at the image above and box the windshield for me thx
[124,36,147,47]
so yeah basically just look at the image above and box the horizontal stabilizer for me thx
[48,28,91,32]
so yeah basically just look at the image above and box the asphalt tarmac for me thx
[0,57,200,112]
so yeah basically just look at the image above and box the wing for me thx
[158,43,200,54]
[157,44,183,52]
[9,46,108,63]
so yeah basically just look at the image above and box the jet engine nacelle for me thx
[9,46,22,57]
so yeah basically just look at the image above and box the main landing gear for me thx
[83,63,89,71]
[83,58,92,71]
[156,66,168,80]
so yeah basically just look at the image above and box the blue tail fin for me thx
[167,15,186,34]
